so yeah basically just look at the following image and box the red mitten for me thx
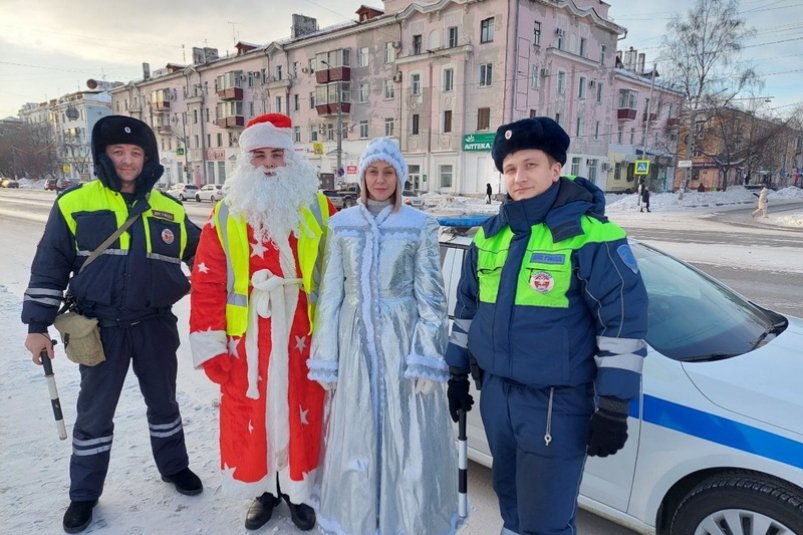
[202,354,232,385]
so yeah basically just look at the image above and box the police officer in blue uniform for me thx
[445,117,648,535]
[23,116,203,533]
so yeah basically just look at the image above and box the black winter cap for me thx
[91,115,157,162]
[491,116,570,172]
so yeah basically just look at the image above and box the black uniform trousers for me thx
[480,374,594,535]
[69,313,189,501]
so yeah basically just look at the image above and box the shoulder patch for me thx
[617,244,638,274]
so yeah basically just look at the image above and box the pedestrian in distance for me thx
[308,137,460,535]
[751,186,769,219]
[22,115,204,534]
[189,113,336,532]
[640,185,651,212]
[445,117,649,535]
[486,182,493,204]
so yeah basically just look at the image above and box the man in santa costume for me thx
[189,113,335,531]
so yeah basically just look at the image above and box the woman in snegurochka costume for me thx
[308,137,461,535]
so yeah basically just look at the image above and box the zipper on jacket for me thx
[544,386,554,446]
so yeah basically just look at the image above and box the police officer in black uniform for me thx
[23,116,203,533]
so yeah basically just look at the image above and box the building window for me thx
[443,110,452,133]
[578,76,586,99]
[294,94,299,111]
[384,79,395,99]
[384,118,395,136]
[309,58,316,73]
[579,37,587,58]
[439,165,453,188]
[480,18,494,43]
[555,113,562,127]
[310,128,318,142]
[601,44,607,65]
[193,109,198,124]
[443,68,454,91]
[619,89,638,109]
[310,92,316,109]
[617,124,624,144]
[276,65,283,80]
[385,42,397,63]
[327,124,334,141]
[294,126,301,143]
[571,157,581,176]
[477,107,491,130]
[411,73,421,95]
[207,133,211,148]
[358,47,369,67]
[588,159,598,182]
[194,134,200,148]
[575,117,583,137]
[412,114,420,135]
[531,65,540,89]
[533,21,541,46]
[275,96,282,113]
[596,82,603,103]
[557,71,566,95]
[480,63,493,86]
[557,30,565,50]
[448,26,458,48]
[630,128,636,144]
[595,121,601,140]
[359,120,368,139]
[359,82,369,103]
[408,164,421,190]
[413,34,422,55]
[530,109,538,118]
[216,133,223,147]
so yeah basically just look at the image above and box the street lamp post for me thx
[319,59,343,178]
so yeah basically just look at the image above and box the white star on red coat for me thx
[251,240,268,258]
[295,335,307,353]
[299,406,309,425]
[227,337,240,355]
[197,262,209,273]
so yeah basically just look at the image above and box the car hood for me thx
[681,315,803,435]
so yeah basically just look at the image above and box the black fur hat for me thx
[91,115,157,162]
[491,117,570,172]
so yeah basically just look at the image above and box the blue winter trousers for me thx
[69,314,189,501]
[480,375,594,535]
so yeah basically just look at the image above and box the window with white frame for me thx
[618,89,637,109]
[358,47,369,67]
[294,126,301,142]
[408,164,421,190]
[385,42,397,63]
[294,94,299,111]
[477,107,491,130]
[275,96,282,113]
[327,124,334,141]
[443,110,452,133]
[600,45,607,65]
[531,65,540,89]
[310,127,318,142]
[575,116,584,137]
[413,35,422,55]
[578,76,586,99]
[412,114,420,135]
[480,63,493,86]
[276,65,283,80]
[447,26,458,48]
[480,18,494,43]
[571,157,581,176]
[359,120,368,139]
[384,118,395,136]
[579,37,587,58]
[596,82,603,103]
[310,92,316,108]
[557,71,566,95]
[630,128,636,144]
[359,82,369,103]
[384,79,395,99]
[588,159,598,182]
[411,73,421,95]
[443,68,454,91]
[594,121,601,140]
[533,21,541,46]
[439,165,453,188]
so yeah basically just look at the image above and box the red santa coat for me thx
[190,218,325,500]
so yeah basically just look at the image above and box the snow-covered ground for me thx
[1,183,801,535]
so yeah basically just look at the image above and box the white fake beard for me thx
[223,151,319,245]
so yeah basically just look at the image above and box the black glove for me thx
[447,369,474,423]
[587,397,629,457]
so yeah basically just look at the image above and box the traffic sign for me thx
[634,160,650,175]
[677,160,693,169]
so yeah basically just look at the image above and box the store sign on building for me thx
[206,148,225,160]
[463,133,495,152]
[347,165,358,175]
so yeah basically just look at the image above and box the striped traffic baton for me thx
[40,341,68,440]
[458,408,468,518]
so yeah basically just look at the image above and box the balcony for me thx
[315,66,351,84]
[217,87,243,100]
[315,102,351,116]
[667,117,681,128]
[215,116,245,129]
[152,101,170,113]
[642,112,658,122]
[156,124,172,135]
[266,76,292,90]
[617,108,637,120]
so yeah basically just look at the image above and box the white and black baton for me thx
[41,342,68,440]
[458,408,468,518]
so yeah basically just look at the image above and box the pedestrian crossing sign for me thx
[635,160,650,175]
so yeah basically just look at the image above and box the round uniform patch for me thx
[161,228,174,244]
[529,271,555,293]
[504,129,513,140]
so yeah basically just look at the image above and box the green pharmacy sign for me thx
[463,133,495,152]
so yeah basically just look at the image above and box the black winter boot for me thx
[245,492,281,530]
[161,467,203,496]
[63,500,97,533]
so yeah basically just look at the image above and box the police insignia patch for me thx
[152,210,175,221]
[529,271,555,293]
[617,244,638,274]
[161,228,175,244]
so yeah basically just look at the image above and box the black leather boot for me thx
[284,496,316,531]
[63,500,97,534]
[245,492,281,530]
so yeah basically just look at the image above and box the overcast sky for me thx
[0,0,801,119]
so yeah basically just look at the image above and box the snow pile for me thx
[17,178,46,189]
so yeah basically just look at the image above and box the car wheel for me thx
[196,194,201,202]
[669,473,803,535]
[343,197,355,208]
[179,194,185,201]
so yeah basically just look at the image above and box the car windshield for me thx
[186,185,198,190]
[402,190,417,196]
[632,242,786,362]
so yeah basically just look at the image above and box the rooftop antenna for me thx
[227,21,240,44]
[181,44,186,64]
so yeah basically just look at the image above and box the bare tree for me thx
[661,0,757,197]
[0,121,59,179]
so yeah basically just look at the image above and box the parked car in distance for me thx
[1,178,20,188]
[320,184,360,210]
[196,184,223,203]
[44,178,58,191]
[438,223,803,535]
[166,183,199,201]
[401,189,423,208]
[55,178,79,192]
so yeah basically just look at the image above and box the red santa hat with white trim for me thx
[238,113,294,152]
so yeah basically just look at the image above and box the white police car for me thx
[439,223,803,535]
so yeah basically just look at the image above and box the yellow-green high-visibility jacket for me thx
[212,192,331,336]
